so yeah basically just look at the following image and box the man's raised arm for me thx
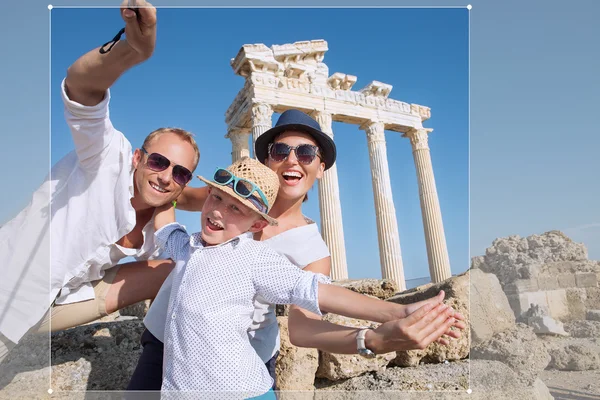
[64,0,157,106]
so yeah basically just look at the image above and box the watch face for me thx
[358,348,376,359]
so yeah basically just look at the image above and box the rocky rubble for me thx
[472,230,600,398]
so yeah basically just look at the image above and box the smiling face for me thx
[132,131,198,209]
[200,187,268,245]
[265,130,325,203]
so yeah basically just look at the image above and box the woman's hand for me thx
[366,301,464,353]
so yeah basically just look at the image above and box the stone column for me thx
[226,127,251,162]
[251,103,274,159]
[311,111,349,280]
[403,128,451,283]
[361,121,406,290]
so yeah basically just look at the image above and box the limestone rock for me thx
[314,359,468,393]
[519,304,568,336]
[316,314,395,381]
[480,231,589,287]
[545,338,600,371]
[275,316,319,391]
[332,278,399,300]
[387,271,470,366]
[587,310,600,322]
[314,360,553,400]
[0,319,145,398]
[564,320,600,338]
[470,255,486,269]
[471,323,551,385]
[563,288,588,321]
[119,299,151,319]
[469,269,516,346]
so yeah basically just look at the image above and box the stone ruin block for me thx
[545,289,570,321]
[507,289,569,321]
[507,291,548,318]
[557,273,576,288]
[503,278,539,295]
[565,288,588,321]
[575,272,598,288]
[537,275,559,291]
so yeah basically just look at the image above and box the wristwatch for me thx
[356,328,376,359]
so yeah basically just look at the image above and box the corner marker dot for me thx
[467,388,472,394]
[467,4,472,10]
[48,4,53,10]
[48,388,53,394]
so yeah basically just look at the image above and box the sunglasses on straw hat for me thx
[212,168,270,213]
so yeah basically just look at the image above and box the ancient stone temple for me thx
[224,39,451,289]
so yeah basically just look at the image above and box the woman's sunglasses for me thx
[268,142,321,165]
[141,147,193,186]
[212,168,270,213]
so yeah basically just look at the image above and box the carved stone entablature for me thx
[327,72,357,91]
[225,40,430,135]
[283,62,309,79]
[359,81,393,98]
[410,103,431,121]
[231,44,277,77]
[361,121,386,143]
[247,56,281,75]
[403,128,433,151]
[272,40,328,65]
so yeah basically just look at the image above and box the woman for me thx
[127,109,465,392]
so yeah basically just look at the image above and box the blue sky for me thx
[44,7,469,282]
[2,0,598,286]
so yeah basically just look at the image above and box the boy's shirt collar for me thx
[189,231,254,249]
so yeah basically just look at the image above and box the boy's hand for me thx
[120,0,156,60]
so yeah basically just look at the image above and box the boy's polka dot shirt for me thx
[155,222,330,398]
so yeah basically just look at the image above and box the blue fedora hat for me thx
[255,109,337,170]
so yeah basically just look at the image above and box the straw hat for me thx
[197,157,279,226]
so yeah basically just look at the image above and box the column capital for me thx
[360,120,386,143]
[309,110,333,136]
[403,127,433,151]
[251,103,273,127]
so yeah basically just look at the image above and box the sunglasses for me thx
[212,168,270,213]
[268,142,321,165]
[141,147,193,186]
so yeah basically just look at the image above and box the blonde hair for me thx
[142,127,200,169]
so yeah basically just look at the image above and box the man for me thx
[0,0,198,363]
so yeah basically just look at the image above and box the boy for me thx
[154,157,454,399]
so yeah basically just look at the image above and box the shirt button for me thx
[172,313,176,319]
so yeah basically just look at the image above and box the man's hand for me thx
[121,0,156,60]
[366,302,463,354]
[64,0,158,106]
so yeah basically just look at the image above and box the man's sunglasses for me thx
[141,147,193,186]
[268,142,321,165]
[213,168,270,213]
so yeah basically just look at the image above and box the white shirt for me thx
[155,222,330,398]
[143,221,330,362]
[0,80,160,343]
